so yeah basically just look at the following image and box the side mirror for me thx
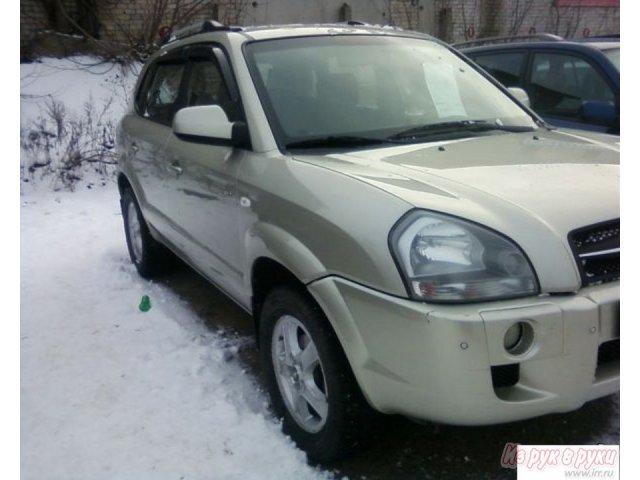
[507,87,530,108]
[173,105,250,148]
[580,100,617,127]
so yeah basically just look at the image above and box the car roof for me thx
[457,37,619,54]
[239,23,434,41]
[456,35,620,87]
[160,21,440,50]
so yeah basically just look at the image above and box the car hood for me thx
[294,129,620,291]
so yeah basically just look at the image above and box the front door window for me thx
[529,52,615,122]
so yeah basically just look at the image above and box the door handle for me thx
[169,162,183,176]
[130,142,139,152]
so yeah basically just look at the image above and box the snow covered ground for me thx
[20,58,334,480]
[20,187,333,480]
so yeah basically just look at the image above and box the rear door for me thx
[121,49,188,238]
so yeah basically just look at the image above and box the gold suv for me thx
[117,21,620,462]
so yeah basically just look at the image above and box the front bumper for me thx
[307,277,619,425]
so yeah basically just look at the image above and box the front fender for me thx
[243,221,327,292]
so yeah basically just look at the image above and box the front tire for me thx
[121,188,171,278]
[260,287,371,463]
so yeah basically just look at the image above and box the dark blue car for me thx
[457,35,619,134]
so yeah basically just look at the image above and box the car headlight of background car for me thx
[390,210,539,302]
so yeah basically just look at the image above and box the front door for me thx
[123,52,189,242]
[162,45,247,302]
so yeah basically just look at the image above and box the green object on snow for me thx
[139,295,151,312]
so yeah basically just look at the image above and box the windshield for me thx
[603,48,620,71]
[244,35,537,149]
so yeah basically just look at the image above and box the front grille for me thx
[491,364,519,388]
[569,220,620,286]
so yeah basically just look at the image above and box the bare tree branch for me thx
[508,0,535,36]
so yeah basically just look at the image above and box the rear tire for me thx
[121,188,172,278]
[260,286,372,463]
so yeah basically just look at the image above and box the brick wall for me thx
[20,0,217,57]
[506,0,619,38]
[20,0,78,52]
[389,0,422,30]
[91,0,223,50]
[20,0,620,58]
[434,0,619,43]
[21,0,425,57]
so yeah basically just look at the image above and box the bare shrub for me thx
[21,95,118,190]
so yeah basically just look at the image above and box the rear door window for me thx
[137,61,186,125]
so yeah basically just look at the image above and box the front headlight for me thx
[389,210,539,302]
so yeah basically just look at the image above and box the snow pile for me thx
[20,59,335,479]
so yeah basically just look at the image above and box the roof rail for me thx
[162,20,243,45]
[452,33,564,49]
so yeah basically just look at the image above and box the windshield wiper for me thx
[388,120,534,141]
[285,135,398,150]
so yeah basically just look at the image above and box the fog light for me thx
[503,323,523,350]
[503,321,534,355]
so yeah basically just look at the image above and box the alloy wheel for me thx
[271,314,329,433]
[127,202,143,263]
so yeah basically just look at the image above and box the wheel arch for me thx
[117,171,147,211]
[251,257,315,344]
[245,220,331,337]
[249,257,372,413]
[117,172,132,196]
